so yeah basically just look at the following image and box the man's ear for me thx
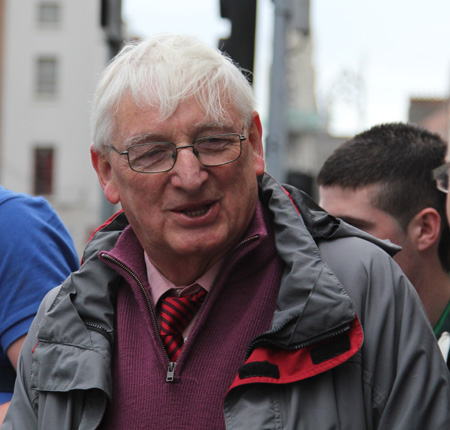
[90,144,120,204]
[248,111,265,176]
[408,207,441,252]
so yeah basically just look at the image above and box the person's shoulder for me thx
[43,284,63,304]
[0,189,74,248]
[319,234,399,277]
[317,234,412,311]
[0,186,51,215]
[321,232,390,255]
[34,285,63,317]
[0,186,24,206]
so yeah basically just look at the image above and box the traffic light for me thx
[219,0,257,84]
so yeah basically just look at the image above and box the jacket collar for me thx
[253,173,399,351]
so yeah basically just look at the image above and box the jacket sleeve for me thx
[320,236,450,429]
[1,287,60,430]
[1,213,124,430]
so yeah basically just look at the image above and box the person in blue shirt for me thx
[0,186,79,425]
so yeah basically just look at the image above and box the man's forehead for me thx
[117,93,238,125]
[319,184,380,206]
[114,95,242,145]
[319,184,390,232]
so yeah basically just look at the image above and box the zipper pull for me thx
[166,362,176,382]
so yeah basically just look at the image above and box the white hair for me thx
[91,33,256,152]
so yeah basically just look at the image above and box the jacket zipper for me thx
[84,321,114,345]
[245,320,352,360]
[100,253,177,382]
[233,234,259,250]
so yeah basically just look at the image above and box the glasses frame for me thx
[107,131,247,174]
[432,162,450,194]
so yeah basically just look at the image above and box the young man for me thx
[3,37,450,429]
[318,123,450,362]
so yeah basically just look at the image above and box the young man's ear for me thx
[90,144,120,204]
[249,111,265,176]
[408,207,441,252]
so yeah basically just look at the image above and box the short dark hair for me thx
[317,122,450,271]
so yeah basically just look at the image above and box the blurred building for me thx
[0,0,122,255]
[280,0,345,200]
[408,96,450,142]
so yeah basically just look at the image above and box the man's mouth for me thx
[182,205,210,218]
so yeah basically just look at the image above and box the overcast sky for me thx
[122,0,450,137]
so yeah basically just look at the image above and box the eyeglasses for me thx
[107,132,246,174]
[433,162,450,193]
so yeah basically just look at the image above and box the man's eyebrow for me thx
[193,121,235,132]
[124,123,237,147]
[125,133,165,146]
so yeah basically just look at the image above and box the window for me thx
[34,147,54,195]
[36,57,58,95]
[38,3,60,25]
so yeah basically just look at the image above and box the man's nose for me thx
[170,145,208,191]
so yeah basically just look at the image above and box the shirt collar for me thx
[141,200,268,306]
[145,253,222,306]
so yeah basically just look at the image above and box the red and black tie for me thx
[160,288,207,362]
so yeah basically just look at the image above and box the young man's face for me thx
[92,96,265,283]
[319,184,418,281]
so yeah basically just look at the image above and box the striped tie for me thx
[160,288,207,362]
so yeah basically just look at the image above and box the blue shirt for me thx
[0,187,79,402]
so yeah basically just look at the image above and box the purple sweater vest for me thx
[99,205,284,429]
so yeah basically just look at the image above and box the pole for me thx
[101,0,123,222]
[265,0,289,183]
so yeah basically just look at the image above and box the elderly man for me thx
[3,35,450,429]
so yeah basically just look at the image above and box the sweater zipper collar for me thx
[100,253,177,381]
[100,234,261,381]
[100,251,214,382]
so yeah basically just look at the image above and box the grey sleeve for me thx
[1,287,61,430]
[320,236,450,429]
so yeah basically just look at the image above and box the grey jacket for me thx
[3,174,450,429]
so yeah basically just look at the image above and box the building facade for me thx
[408,97,450,142]
[0,0,116,255]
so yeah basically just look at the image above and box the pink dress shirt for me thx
[144,252,222,339]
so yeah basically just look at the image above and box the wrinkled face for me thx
[92,96,265,280]
[319,184,418,280]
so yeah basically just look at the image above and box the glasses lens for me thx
[438,172,449,193]
[194,134,242,166]
[433,163,450,193]
[128,143,175,173]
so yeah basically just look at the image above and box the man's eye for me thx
[196,136,235,150]
[142,147,166,157]
[130,145,172,165]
